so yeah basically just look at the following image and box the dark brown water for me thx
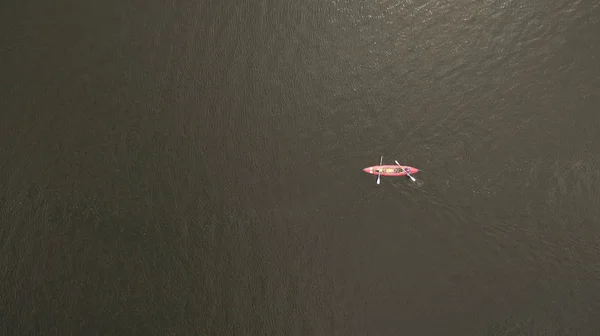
[2,0,600,334]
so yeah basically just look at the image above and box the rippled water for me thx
[2,0,600,334]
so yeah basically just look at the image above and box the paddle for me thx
[376,156,382,185]
[395,160,416,182]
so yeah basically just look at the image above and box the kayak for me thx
[363,156,419,184]
[362,165,419,177]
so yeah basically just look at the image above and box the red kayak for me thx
[362,165,419,176]
[363,156,419,184]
